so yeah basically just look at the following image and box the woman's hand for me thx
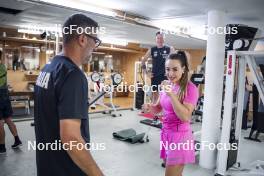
[161,80,175,97]
[141,103,151,113]
[149,104,162,114]
[142,103,162,114]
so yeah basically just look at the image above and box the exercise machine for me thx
[133,61,152,110]
[190,73,205,123]
[112,61,159,143]
[215,50,264,176]
[88,72,105,109]
[190,73,205,86]
[88,72,123,117]
[140,113,163,143]
[244,62,264,140]
[215,24,264,176]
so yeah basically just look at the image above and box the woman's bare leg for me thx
[165,164,184,176]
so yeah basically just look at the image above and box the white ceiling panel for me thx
[0,0,263,49]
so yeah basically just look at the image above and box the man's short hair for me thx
[62,13,98,44]
[156,31,164,36]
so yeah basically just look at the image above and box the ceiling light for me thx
[105,55,113,57]
[101,37,128,46]
[18,25,63,39]
[18,28,42,35]
[21,46,39,49]
[134,18,154,26]
[152,19,207,41]
[92,51,105,55]
[35,48,40,52]
[46,50,54,54]
[190,33,207,40]
[40,0,117,17]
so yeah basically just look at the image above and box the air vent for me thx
[0,7,23,15]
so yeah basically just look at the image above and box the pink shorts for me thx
[160,128,195,166]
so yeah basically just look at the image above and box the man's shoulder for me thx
[53,55,76,68]
[66,68,87,82]
[164,45,171,50]
[151,46,158,50]
[44,55,79,74]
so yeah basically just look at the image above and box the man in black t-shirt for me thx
[141,32,174,103]
[12,50,19,71]
[34,14,104,176]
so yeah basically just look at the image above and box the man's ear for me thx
[78,34,87,47]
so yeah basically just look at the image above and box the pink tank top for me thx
[160,82,199,132]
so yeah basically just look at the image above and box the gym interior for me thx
[0,0,264,176]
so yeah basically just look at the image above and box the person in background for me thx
[0,50,23,154]
[19,54,27,71]
[12,50,19,71]
[141,31,175,104]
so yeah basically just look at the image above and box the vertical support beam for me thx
[199,10,226,169]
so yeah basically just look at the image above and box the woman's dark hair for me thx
[167,50,190,100]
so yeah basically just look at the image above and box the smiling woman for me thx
[165,51,190,101]
[142,51,199,176]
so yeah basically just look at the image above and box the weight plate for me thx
[91,72,100,82]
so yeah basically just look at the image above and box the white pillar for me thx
[199,10,226,169]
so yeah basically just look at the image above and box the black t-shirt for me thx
[151,45,170,77]
[0,88,8,100]
[34,55,89,176]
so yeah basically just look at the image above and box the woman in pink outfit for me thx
[143,51,199,176]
